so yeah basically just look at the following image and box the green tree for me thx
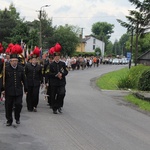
[10,21,30,44]
[53,24,80,56]
[95,47,101,56]
[119,33,130,56]
[105,41,113,55]
[117,0,150,66]
[92,22,114,40]
[0,3,24,48]
[91,22,114,54]
[113,40,121,56]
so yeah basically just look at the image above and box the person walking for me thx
[49,43,68,114]
[4,44,27,126]
[25,47,43,112]
[44,48,54,108]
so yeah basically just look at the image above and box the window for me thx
[93,38,96,44]
[93,45,95,50]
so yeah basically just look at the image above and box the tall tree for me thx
[91,22,114,54]
[117,0,150,66]
[53,24,80,56]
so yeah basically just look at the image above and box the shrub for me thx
[118,76,132,89]
[118,64,150,90]
[138,70,150,91]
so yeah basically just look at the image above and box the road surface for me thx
[0,64,150,150]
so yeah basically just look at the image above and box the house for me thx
[76,35,105,56]
[137,50,150,65]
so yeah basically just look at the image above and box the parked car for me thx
[112,58,119,65]
[121,58,128,64]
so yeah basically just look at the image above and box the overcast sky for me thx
[1,0,135,43]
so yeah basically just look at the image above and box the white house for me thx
[84,35,105,56]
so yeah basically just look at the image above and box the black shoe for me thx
[16,120,20,124]
[6,122,12,126]
[53,110,58,114]
[33,107,37,112]
[58,108,62,113]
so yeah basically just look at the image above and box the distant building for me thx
[137,50,150,65]
[76,35,105,56]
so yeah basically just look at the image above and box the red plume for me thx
[8,43,14,50]
[0,43,4,53]
[11,44,23,54]
[5,48,11,54]
[33,46,40,57]
[49,47,55,55]
[54,43,62,52]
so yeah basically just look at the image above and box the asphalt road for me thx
[0,64,150,150]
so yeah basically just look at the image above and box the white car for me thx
[112,58,119,65]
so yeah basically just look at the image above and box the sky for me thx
[0,0,135,43]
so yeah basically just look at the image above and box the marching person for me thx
[0,43,4,100]
[49,43,68,114]
[4,44,27,126]
[25,47,43,112]
[45,47,54,108]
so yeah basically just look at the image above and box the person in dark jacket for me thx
[45,54,54,108]
[0,43,4,99]
[49,52,68,114]
[25,47,43,112]
[4,45,27,126]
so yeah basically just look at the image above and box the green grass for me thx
[96,68,129,90]
[96,67,150,112]
[125,94,150,111]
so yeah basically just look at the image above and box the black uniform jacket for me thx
[25,63,43,87]
[49,61,68,86]
[5,64,27,96]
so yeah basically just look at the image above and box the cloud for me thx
[0,0,135,43]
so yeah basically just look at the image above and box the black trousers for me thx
[26,86,40,111]
[5,95,23,123]
[47,85,52,106]
[0,77,2,98]
[50,85,66,111]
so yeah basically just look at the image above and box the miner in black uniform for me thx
[4,44,27,126]
[0,57,4,99]
[45,50,54,108]
[49,43,68,114]
[25,47,43,112]
[0,43,4,98]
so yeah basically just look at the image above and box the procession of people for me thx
[0,42,68,126]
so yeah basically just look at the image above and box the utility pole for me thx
[37,5,50,48]
[129,26,133,69]
[80,28,84,52]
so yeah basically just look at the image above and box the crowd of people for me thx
[59,56,102,71]
[0,41,108,127]
[0,42,68,126]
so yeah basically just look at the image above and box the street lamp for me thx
[39,5,50,48]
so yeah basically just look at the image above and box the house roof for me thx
[137,50,150,60]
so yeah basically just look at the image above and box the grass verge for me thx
[96,67,150,112]
[125,94,150,112]
[96,68,129,90]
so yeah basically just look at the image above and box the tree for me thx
[105,41,113,55]
[119,33,130,56]
[0,3,24,48]
[95,47,101,56]
[53,24,80,56]
[91,22,114,54]
[113,40,120,56]
[92,22,114,40]
[117,0,150,66]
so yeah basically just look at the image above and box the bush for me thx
[138,70,150,91]
[118,64,150,90]
[118,76,132,89]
